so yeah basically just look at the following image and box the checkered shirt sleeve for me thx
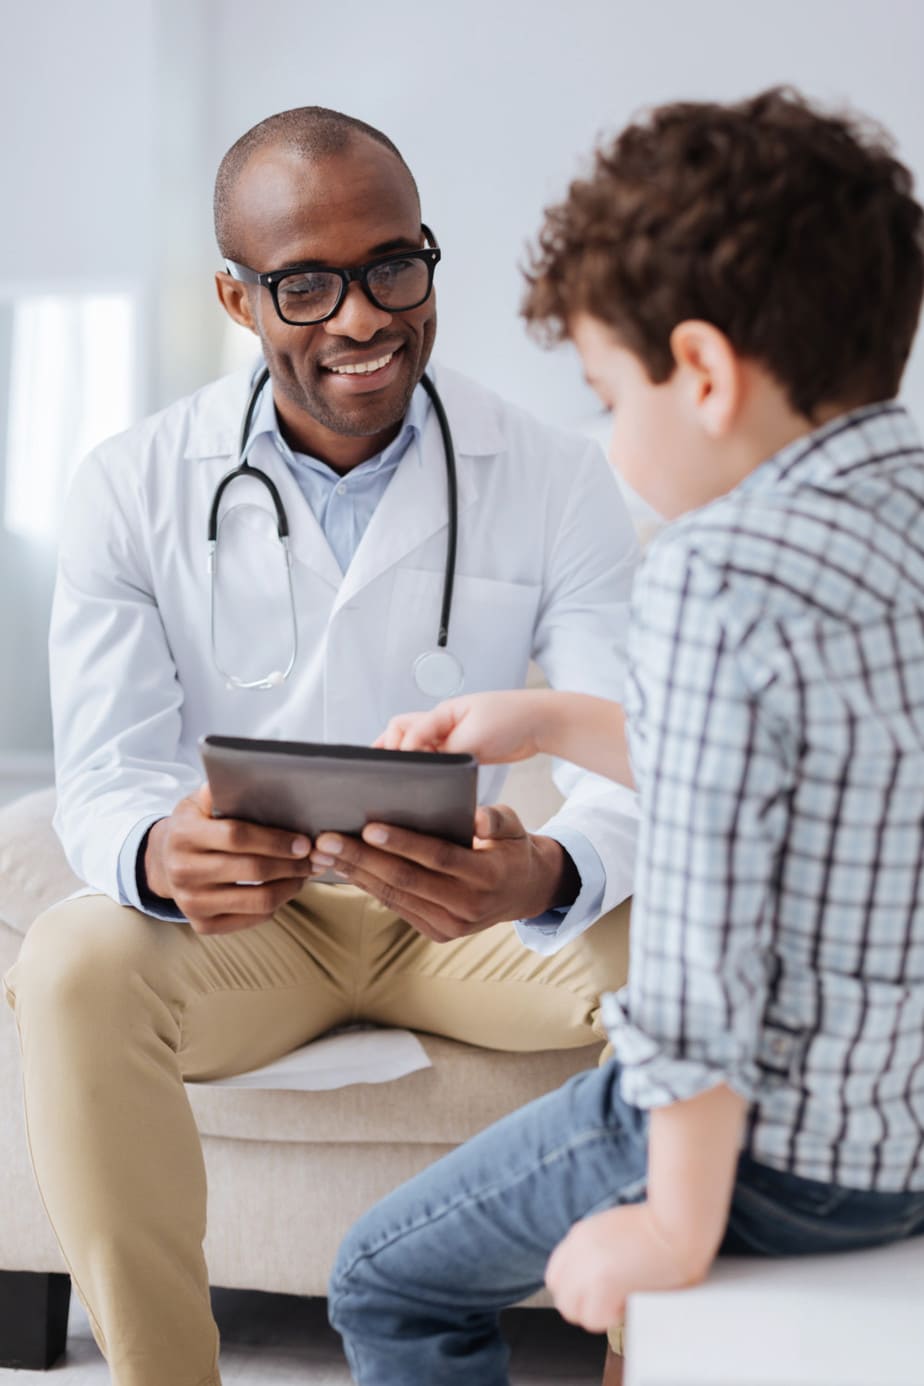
[603,534,791,1108]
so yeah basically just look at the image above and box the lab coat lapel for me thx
[184,365,342,590]
[332,384,484,611]
[258,441,344,590]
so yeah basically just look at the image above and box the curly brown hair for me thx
[522,88,924,418]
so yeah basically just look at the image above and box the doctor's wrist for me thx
[142,818,174,903]
[530,834,581,913]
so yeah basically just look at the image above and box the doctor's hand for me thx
[144,785,315,934]
[308,804,580,942]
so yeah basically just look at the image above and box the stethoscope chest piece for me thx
[413,648,464,699]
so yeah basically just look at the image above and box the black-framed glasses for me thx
[225,224,441,326]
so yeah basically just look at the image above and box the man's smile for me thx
[319,343,407,393]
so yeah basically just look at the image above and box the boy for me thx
[325,88,924,1384]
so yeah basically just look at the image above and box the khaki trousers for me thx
[4,883,629,1386]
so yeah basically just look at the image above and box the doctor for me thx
[6,107,639,1386]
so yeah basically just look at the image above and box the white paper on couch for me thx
[189,1025,432,1092]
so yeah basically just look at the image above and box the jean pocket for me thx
[739,1173,851,1222]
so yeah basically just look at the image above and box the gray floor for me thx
[0,1289,606,1383]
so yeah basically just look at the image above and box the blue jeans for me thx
[328,1059,924,1385]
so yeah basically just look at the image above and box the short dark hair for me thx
[214,106,419,261]
[523,87,924,418]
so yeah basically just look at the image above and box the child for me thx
[325,88,924,1384]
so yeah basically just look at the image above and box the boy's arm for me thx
[377,689,634,787]
[545,537,792,1332]
[546,1084,747,1332]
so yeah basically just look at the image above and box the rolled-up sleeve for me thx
[605,534,794,1109]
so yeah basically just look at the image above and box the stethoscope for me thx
[207,365,464,698]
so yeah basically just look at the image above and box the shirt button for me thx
[337,483,347,495]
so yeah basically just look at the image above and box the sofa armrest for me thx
[0,789,81,937]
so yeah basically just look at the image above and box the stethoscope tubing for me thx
[208,365,459,692]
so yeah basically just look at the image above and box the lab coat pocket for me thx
[383,567,541,715]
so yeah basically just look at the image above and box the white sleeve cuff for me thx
[116,815,186,922]
[514,827,606,956]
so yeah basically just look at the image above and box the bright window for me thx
[3,292,136,540]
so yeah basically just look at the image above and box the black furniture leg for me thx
[0,1270,71,1369]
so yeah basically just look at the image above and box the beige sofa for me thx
[0,765,601,1369]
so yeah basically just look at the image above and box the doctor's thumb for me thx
[474,804,526,842]
[192,783,214,817]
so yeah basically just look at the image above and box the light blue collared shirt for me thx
[118,373,605,933]
[245,375,429,573]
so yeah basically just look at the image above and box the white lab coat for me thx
[50,363,640,951]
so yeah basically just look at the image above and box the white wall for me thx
[2,0,924,761]
[203,0,924,424]
[0,0,159,761]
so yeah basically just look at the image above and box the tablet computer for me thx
[199,735,478,847]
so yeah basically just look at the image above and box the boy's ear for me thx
[669,320,741,437]
[215,271,258,333]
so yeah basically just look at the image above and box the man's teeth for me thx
[328,352,395,375]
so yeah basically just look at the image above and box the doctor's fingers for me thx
[172,809,312,863]
[312,835,495,906]
[309,859,464,943]
[311,847,502,938]
[181,878,310,935]
[170,851,316,890]
[336,810,527,873]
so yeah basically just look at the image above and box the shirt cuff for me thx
[601,990,761,1109]
[116,816,186,922]
[514,827,606,950]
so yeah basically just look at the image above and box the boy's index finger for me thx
[396,705,457,751]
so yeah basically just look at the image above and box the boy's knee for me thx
[328,1232,371,1334]
[329,1206,407,1336]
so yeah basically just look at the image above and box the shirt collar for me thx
[734,399,917,501]
[246,367,432,475]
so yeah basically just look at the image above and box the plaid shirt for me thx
[602,402,924,1192]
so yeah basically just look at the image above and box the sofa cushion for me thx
[187,1034,602,1146]
[0,788,81,935]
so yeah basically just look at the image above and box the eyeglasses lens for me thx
[276,272,342,324]
[365,257,431,310]
[276,257,432,323]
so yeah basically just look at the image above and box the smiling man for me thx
[4,107,639,1386]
